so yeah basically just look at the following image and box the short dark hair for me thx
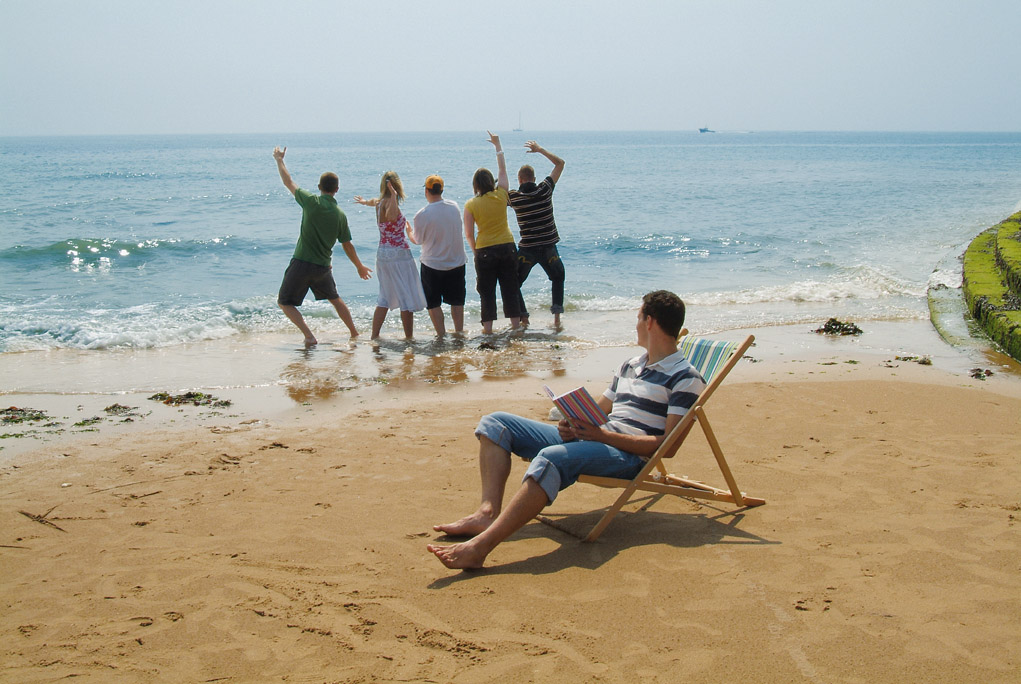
[472,168,495,196]
[518,165,535,183]
[641,290,686,338]
[319,172,339,194]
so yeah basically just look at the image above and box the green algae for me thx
[962,213,1021,362]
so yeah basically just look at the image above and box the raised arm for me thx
[273,146,298,195]
[353,195,380,207]
[525,141,566,183]
[488,130,508,190]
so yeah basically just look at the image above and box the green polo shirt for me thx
[292,188,351,267]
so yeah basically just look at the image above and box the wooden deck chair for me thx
[572,333,765,542]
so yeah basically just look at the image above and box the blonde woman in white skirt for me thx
[354,171,427,339]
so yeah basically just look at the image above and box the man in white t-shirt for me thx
[410,175,467,336]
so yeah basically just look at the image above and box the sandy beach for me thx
[2,320,1020,683]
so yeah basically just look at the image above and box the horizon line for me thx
[3,128,1020,139]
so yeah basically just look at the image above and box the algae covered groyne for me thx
[962,211,1021,361]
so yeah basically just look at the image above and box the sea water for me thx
[2,131,1021,356]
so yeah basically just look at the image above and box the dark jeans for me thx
[516,244,565,317]
[475,243,523,323]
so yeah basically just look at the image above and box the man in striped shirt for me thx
[428,290,706,569]
[508,141,566,328]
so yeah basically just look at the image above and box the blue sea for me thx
[2,131,1021,355]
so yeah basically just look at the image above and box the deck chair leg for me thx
[582,444,677,542]
[583,484,639,542]
[695,406,745,506]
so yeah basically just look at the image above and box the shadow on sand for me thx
[427,495,776,587]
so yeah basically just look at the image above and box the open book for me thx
[543,385,609,426]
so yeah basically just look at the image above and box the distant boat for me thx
[513,112,523,132]
[699,126,715,133]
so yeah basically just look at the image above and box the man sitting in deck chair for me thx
[428,290,707,569]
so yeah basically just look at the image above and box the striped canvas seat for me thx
[678,336,742,384]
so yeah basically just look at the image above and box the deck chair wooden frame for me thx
[572,333,764,542]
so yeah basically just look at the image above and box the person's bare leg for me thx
[433,435,512,537]
[510,316,521,330]
[400,310,414,339]
[328,297,359,338]
[451,305,464,334]
[428,478,548,569]
[371,306,388,339]
[482,320,494,334]
[553,312,562,329]
[428,307,446,336]
[279,303,317,346]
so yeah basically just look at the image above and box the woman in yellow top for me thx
[464,131,523,333]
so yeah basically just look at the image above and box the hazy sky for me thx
[1,0,1018,135]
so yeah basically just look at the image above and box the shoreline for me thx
[3,316,1020,465]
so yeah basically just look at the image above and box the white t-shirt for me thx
[412,198,466,270]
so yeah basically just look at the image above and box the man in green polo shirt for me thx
[273,146,372,345]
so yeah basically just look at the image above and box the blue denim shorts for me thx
[475,411,645,504]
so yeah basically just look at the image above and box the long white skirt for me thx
[376,246,427,311]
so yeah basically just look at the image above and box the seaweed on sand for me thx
[104,403,148,421]
[148,391,231,408]
[895,355,933,365]
[814,318,863,336]
[73,416,103,427]
[2,407,51,425]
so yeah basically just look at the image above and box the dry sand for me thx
[2,323,1020,683]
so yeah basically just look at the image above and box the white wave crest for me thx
[688,266,924,307]
[0,298,284,352]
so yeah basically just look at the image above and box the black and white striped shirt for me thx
[508,176,559,247]
[602,350,706,436]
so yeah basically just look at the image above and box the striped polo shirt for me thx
[508,176,559,247]
[602,350,706,437]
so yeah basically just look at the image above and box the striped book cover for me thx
[543,385,609,425]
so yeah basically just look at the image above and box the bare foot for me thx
[427,541,488,569]
[432,511,495,537]
[304,336,318,346]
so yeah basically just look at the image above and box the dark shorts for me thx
[277,258,339,306]
[420,263,466,309]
